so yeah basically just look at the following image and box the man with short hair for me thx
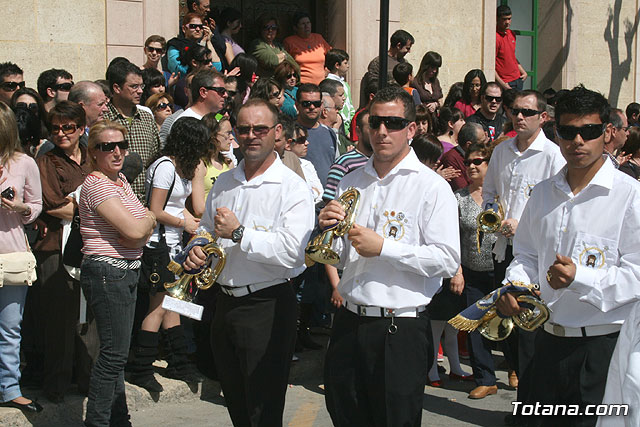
[326,49,355,133]
[440,122,486,191]
[319,92,339,130]
[0,62,24,105]
[37,69,74,111]
[604,107,629,167]
[175,68,227,122]
[296,83,337,187]
[625,101,640,127]
[275,112,305,180]
[495,5,528,91]
[183,98,314,427]
[104,61,160,200]
[364,29,414,88]
[160,72,194,146]
[68,81,109,127]
[466,82,506,142]
[497,85,640,426]
[320,79,352,153]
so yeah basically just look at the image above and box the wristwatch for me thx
[231,225,245,243]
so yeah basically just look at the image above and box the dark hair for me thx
[465,142,493,161]
[415,51,442,86]
[458,122,484,146]
[392,62,413,86]
[191,68,224,102]
[255,13,279,37]
[201,113,233,167]
[296,83,321,101]
[145,35,167,50]
[443,82,464,108]
[107,60,142,91]
[141,68,166,105]
[37,69,73,101]
[415,104,435,129]
[0,62,23,80]
[502,88,517,109]
[461,69,487,104]
[513,90,547,112]
[278,112,296,140]
[622,126,640,156]
[273,61,300,87]
[371,86,416,121]
[229,53,258,94]
[626,102,640,121]
[481,81,503,97]
[554,85,610,125]
[319,79,342,97]
[47,100,87,131]
[238,98,279,124]
[497,5,512,17]
[94,79,112,99]
[182,44,212,72]
[435,106,464,136]
[162,117,210,180]
[219,7,242,32]
[249,77,282,101]
[390,30,414,49]
[360,76,379,108]
[325,49,349,71]
[10,87,47,151]
[355,108,369,130]
[609,108,625,129]
[412,134,442,166]
[292,10,311,28]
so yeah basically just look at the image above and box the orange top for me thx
[283,33,331,85]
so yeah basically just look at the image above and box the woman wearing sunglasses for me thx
[249,13,299,79]
[274,62,300,119]
[201,114,235,201]
[10,87,48,155]
[34,100,92,403]
[166,13,221,76]
[145,93,174,132]
[79,121,156,426]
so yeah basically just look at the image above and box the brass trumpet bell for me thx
[478,294,550,341]
[477,196,504,234]
[305,188,360,266]
[477,308,515,341]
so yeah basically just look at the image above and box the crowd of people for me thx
[1,2,640,427]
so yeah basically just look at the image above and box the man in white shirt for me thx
[183,99,314,426]
[498,85,640,426]
[319,87,460,426]
[173,68,227,123]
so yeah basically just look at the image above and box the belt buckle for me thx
[357,305,367,316]
[552,324,565,336]
[384,308,395,318]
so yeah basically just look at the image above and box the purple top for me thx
[440,140,454,157]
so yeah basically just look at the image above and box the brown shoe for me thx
[468,385,498,399]
[508,370,519,388]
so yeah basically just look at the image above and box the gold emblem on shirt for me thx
[523,183,535,199]
[382,211,407,241]
[579,246,605,269]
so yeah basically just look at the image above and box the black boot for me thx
[163,325,204,383]
[297,303,322,350]
[125,330,163,393]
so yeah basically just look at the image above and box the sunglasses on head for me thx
[511,108,542,117]
[205,86,227,95]
[187,23,204,30]
[146,46,164,54]
[98,140,129,152]
[555,123,605,141]
[300,100,322,108]
[235,124,276,137]
[155,102,171,110]
[53,82,74,92]
[484,95,502,103]
[464,158,487,166]
[368,115,411,130]
[51,123,79,135]
[0,81,25,92]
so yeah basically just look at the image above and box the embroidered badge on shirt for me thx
[382,210,407,241]
[578,246,606,269]
[523,183,535,199]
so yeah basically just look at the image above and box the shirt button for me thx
[562,228,567,232]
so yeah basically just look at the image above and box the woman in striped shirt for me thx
[79,121,156,426]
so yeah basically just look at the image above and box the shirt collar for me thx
[327,73,344,82]
[108,101,140,120]
[363,147,423,179]
[552,155,615,194]
[232,152,284,185]
[509,129,546,154]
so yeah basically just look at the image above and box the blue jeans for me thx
[0,285,28,402]
[80,258,138,427]
[508,77,524,91]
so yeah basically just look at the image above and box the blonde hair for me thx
[0,102,22,166]
[87,120,128,170]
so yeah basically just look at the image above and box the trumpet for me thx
[476,196,504,252]
[164,232,226,303]
[305,187,360,266]
[449,281,550,341]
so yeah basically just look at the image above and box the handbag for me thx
[139,159,176,292]
[0,234,37,286]
[62,185,83,280]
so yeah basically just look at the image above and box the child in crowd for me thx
[325,49,355,134]
[393,62,422,106]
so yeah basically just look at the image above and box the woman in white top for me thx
[287,124,323,204]
[126,117,208,392]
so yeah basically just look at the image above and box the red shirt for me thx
[495,29,520,83]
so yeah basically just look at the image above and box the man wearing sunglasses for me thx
[182,99,314,427]
[37,68,74,112]
[467,82,506,142]
[320,87,460,426]
[603,108,629,167]
[173,69,226,125]
[497,85,640,426]
[0,62,24,105]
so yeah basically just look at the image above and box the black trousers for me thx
[324,307,433,427]
[211,283,297,427]
[525,330,619,427]
[463,267,497,386]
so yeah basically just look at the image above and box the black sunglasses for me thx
[300,100,322,108]
[98,140,129,152]
[155,102,171,110]
[286,73,297,79]
[146,46,164,54]
[16,102,38,112]
[464,158,487,166]
[368,115,411,130]
[555,123,606,141]
[226,90,237,97]
[511,108,542,117]
[264,24,278,31]
[235,124,276,136]
[51,123,79,135]
[484,95,502,103]
[205,86,227,95]
[293,136,307,144]
[187,23,204,30]
[270,90,282,99]
[0,81,25,92]
[53,82,74,92]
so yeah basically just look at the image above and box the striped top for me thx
[79,173,148,259]
[322,150,368,201]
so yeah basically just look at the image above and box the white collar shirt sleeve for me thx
[505,158,640,327]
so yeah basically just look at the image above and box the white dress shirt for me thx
[299,158,324,204]
[483,130,565,260]
[331,148,460,309]
[200,154,314,288]
[505,157,640,328]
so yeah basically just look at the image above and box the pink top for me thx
[454,100,478,118]
[0,153,42,253]
[79,173,147,259]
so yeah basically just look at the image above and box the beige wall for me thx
[1,0,107,86]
